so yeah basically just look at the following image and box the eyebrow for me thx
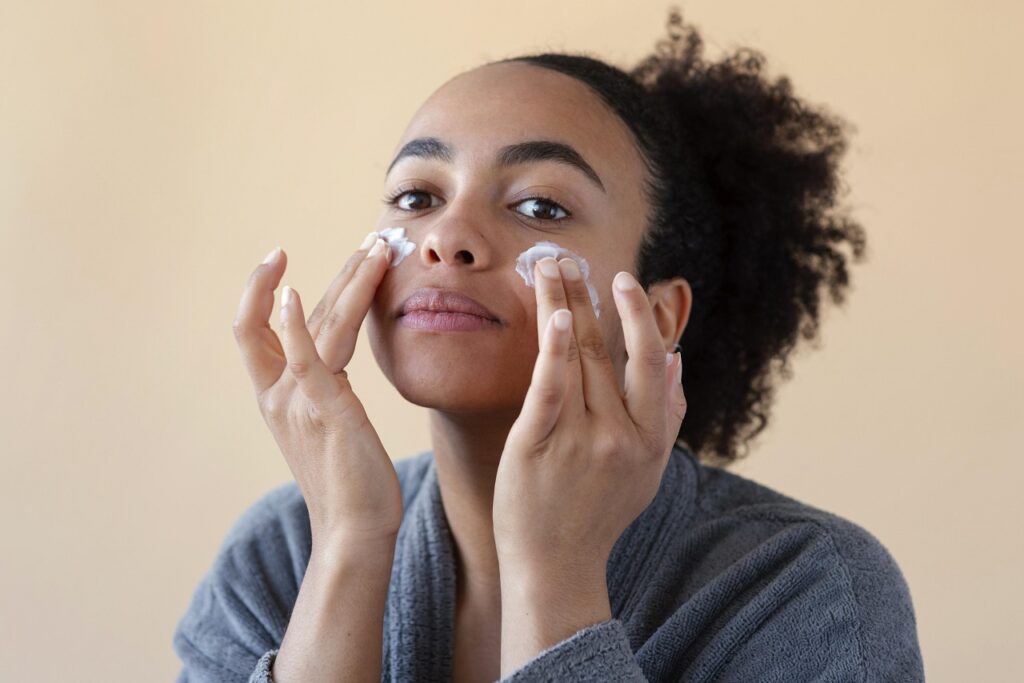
[384,136,606,194]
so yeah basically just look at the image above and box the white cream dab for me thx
[515,240,601,318]
[376,226,416,267]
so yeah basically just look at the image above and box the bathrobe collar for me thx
[381,445,698,681]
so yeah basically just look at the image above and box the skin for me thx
[368,61,693,678]
[234,60,693,682]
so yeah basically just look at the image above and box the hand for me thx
[493,256,686,580]
[232,235,403,553]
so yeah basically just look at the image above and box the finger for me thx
[232,247,289,395]
[517,309,574,441]
[279,285,346,405]
[532,257,569,350]
[613,270,669,447]
[315,237,391,373]
[557,257,621,414]
[307,231,380,338]
[533,257,583,410]
[664,351,686,454]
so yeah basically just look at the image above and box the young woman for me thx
[174,10,924,682]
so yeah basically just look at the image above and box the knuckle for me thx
[541,286,566,307]
[318,309,346,337]
[565,337,581,364]
[287,358,314,378]
[677,394,688,415]
[566,284,592,308]
[305,403,336,435]
[640,347,668,370]
[578,333,609,362]
[342,251,363,274]
[231,318,250,340]
[593,432,626,459]
[313,388,365,433]
[532,383,563,407]
[317,311,358,355]
[306,301,326,328]
[544,295,568,311]
[259,392,285,419]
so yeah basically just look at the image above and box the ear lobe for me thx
[647,278,693,349]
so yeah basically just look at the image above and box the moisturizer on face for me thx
[515,240,601,318]
[376,226,416,267]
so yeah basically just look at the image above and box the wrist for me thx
[500,559,608,605]
[311,531,398,571]
[498,561,612,676]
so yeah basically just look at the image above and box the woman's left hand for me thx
[493,255,686,587]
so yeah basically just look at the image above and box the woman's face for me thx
[367,61,653,414]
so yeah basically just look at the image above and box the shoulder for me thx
[689,452,913,590]
[669,448,924,680]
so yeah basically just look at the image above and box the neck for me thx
[429,407,518,602]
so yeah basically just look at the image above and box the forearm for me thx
[272,537,396,683]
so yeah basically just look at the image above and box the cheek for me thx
[514,240,603,319]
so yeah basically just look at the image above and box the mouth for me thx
[398,287,503,331]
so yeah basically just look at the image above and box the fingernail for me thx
[538,257,559,279]
[281,285,292,309]
[360,231,378,250]
[558,258,581,281]
[553,309,571,330]
[614,271,638,291]
[665,352,674,366]
[262,247,281,264]
[368,238,386,258]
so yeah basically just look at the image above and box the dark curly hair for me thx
[490,6,867,467]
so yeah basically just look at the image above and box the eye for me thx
[512,195,571,222]
[381,187,440,212]
[381,186,573,224]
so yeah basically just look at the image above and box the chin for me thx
[389,361,529,414]
[367,313,536,412]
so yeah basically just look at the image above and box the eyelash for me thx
[380,185,573,224]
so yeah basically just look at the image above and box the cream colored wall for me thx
[2,1,1019,680]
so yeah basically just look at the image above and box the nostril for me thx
[458,250,474,264]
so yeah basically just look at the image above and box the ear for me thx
[645,277,692,351]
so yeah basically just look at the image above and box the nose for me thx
[416,203,494,269]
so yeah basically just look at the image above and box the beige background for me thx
[2,1,1020,680]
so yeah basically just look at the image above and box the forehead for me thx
[392,62,646,197]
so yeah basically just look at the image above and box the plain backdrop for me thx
[2,1,1021,680]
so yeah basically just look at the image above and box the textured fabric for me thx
[172,445,925,682]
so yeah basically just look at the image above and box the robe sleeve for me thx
[500,618,647,682]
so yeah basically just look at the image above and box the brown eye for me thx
[513,197,570,222]
[395,190,437,211]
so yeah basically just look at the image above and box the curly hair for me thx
[490,6,867,467]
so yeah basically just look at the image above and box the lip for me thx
[398,287,502,328]
[399,310,501,332]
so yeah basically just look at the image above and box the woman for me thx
[174,9,924,682]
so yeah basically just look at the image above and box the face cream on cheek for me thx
[515,240,601,318]
[376,226,417,267]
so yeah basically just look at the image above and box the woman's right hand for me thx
[232,233,403,554]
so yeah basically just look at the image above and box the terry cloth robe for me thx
[172,444,925,681]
